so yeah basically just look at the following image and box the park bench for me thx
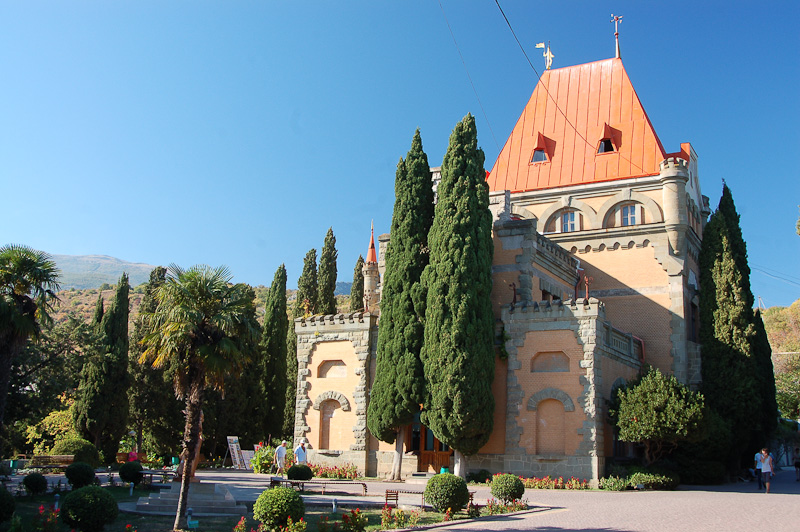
[269,477,368,496]
[29,455,74,468]
[384,489,475,509]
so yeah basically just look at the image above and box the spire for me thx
[611,14,623,59]
[366,220,377,264]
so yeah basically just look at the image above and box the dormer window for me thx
[532,149,548,163]
[598,138,615,153]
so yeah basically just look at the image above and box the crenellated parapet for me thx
[659,157,689,175]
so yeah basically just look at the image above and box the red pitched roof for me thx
[487,58,667,193]
[366,224,377,264]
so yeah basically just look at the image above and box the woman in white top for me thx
[760,448,774,494]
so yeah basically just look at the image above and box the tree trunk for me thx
[453,449,467,479]
[173,378,204,531]
[390,426,407,481]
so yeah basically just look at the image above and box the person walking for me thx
[754,449,764,489]
[294,440,308,465]
[794,447,800,482]
[273,440,288,476]
[761,447,774,494]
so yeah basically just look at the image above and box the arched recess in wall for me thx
[597,191,663,228]
[527,388,575,412]
[318,360,347,378]
[319,399,341,450]
[531,351,570,372]
[536,399,566,455]
[312,390,351,412]
[540,198,599,233]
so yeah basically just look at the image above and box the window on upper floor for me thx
[597,138,615,154]
[531,149,548,163]
[562,211,577,233]
[621,204,637,226]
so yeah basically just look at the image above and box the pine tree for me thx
[420,114,495,477]
[260,265,289,439]
[350,255,365,312]
[367,130,434,479]
[74,273,131,463]
[318,228,338,315]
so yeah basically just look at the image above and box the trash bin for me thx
[440,467,449,474]
[171,457,180,466]
[9,460,20,471]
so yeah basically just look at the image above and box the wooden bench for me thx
[385,489,475,509]
[29,455,74,468]
[269,478,367,496]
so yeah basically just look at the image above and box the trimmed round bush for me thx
[0,487,14,523]
[66,462,96,489]
[23,472,49,496]
[51,438,101,468]
[61,486,118,532]
[118,461,144,485]
[491,473,525,502]
[424,473,470,512]
[287,464,313,480]
[253,487,305,529]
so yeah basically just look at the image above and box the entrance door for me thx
[408,412,452,472]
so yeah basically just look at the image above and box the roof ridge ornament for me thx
[535,41,554,70]
[611,14,623,59]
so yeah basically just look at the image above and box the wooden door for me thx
[418,426,453,473]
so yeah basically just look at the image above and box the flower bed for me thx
[308,463,358,480]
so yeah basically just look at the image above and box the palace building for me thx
[290,54,708,484]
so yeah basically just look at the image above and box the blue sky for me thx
[1,1,798,307]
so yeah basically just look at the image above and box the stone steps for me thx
[135,482,247,516]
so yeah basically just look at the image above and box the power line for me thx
[752,267,800,288]
[493,0,646,174]
[437,0,500,152]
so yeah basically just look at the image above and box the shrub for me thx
[676,460,725,485]
[253,487,305,529]
[51,438,101,468]
[287,464,313,480]
[423,473,470,512]
[466,469,492,483]
[66,462,96,488]
[627,471,680,490]
[491,473,525,502]
[599,476,628,491]
[23,472,49,495]
[309,463,358,479]
[0,487,14,523]
[118,461,144,485]
[61,486,118,532]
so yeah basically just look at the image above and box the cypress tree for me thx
[699,208,758,468]
[283,250,318,438]
[350,255,365,312]
[74,273,131,463]
[92,294,104,325]
[260,265,289,438]
[318,228,338,315]
[128,267,183,457]
[367,130,434,479]
[420,114,495,477]
[753,309,778,439]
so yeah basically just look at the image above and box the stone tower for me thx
[363,222,380,312]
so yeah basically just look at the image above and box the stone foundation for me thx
[468,453,600,486]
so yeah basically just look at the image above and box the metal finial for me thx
[611,14,623,58]
[535,41,554,70]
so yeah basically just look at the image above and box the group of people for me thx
[754,447,775,493]
[271,439,308,476]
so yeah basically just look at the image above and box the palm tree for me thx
[0,244,60,429]
[140,264,258,531]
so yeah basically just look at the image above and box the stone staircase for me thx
[135,482,247,516]
[405,472,435,485]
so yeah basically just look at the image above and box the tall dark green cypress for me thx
[318,228,338,315]
[350,255,365,312]
[368,130,433,458]
[420,115,495,468]
[128,267,183,456]
[753,309,778,439]
[92,294,104,325]
[699,206,757,468]
[74,273,131,463]
[283,250,318,438]
[260,265,289,439]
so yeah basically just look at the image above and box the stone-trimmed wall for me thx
[293,312,378,475]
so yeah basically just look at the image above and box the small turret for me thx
[363,222,380,312]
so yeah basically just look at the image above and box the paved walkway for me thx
[189,469,800,532]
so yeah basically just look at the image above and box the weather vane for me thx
[610,14,623,58]
[535,41,554,70]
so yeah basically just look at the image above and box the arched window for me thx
[604,203,645,228]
